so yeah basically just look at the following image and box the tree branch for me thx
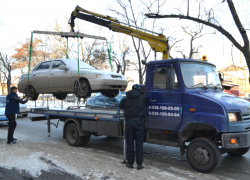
[145,13,242,51]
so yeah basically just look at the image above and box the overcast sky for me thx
[0,0,249,70]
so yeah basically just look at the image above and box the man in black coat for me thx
[5,86,28,144]
[119,84,147,170]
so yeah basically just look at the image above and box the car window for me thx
[36,61,51,71]
[94,96,106,105]
[105,97,118,106]
[0,97,6,104]
[52,60,66,69]
[0,102,4,107]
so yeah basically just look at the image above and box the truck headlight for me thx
[228,113,237,122]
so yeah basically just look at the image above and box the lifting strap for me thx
[28,31,33,83]
[106,41,113,72]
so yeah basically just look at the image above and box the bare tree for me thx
[0,52,12,94]
[175,24,214,59]
[109,0,156,84]
[145,0,250,71]
[111,36,130,75]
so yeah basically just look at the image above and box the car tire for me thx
[75,79,91,98]
[227,147,249,156]
[54,94,67,100]
[65,123,91,147]
[187,137,221,173]
[23,114,28,117]
[102,90,119,97]
[25,85,39,101]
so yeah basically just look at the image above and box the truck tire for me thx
[65,123,90,147]
[227,147,249,156]
[187,137,221,173]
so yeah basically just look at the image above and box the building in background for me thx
[218,65,250,97]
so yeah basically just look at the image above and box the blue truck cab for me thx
[143,58,250,173]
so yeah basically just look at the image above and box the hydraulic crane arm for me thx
[69,6,169,60]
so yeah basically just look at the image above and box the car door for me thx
[146,64,183,131]
[31,61,51,93]
[49,60,71,92]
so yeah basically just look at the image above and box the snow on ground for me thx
[0,124,226,180]
[0,128,183,180]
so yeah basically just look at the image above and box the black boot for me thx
[126,163,133,169]
[137,165,144,170]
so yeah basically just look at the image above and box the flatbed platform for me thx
[30,107,123,121]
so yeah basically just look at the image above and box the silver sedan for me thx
[18,59,128,100]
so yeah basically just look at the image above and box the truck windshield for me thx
[181,63,222,89]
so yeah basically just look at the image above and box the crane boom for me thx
[69,6,169,60]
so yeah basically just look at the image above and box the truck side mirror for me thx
[219,72,224,82]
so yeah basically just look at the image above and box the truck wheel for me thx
[187,137,221,173]
[65,123,90,147]
[23,114,28,117]
[227,147,249,156]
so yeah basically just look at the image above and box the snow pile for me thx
[0,147,50,177]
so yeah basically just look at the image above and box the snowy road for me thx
[1,116,250,180]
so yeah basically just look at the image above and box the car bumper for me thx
[222,131,250,149]
[19,108,30,114]
[90,79,127,91]
[0,115,8,121]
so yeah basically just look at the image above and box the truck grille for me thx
[242,114,250,121]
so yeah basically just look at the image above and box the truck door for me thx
[146,64,182,131]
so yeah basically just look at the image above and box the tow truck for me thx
[29,7,250,173]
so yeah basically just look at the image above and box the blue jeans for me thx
[125,120,144,165]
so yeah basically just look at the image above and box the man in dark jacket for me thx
[119,84,147,170]
[5,86,28,144]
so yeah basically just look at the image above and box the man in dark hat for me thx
[119,84,147,170]
[5,86,28,144]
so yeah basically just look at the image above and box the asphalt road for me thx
[1,115,250,179]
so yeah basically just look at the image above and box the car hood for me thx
[199,91,250,114]
[20,103,27,108]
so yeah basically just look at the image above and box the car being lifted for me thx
[18,59,128,100]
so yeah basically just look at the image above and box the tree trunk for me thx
[242,50,250,76]
[7,79,11,94]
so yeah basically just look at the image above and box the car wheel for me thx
[102,90,119,97]
[227,147,249,156]
[54,94,67,100]
[65,123,91,147]
[187,137,221,173]
[75,79,91,98]
[23,114,28,117]
[25,85,39,101]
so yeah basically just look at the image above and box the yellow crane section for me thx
[69,6,169,60]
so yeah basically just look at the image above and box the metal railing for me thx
[27,94,86,109]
